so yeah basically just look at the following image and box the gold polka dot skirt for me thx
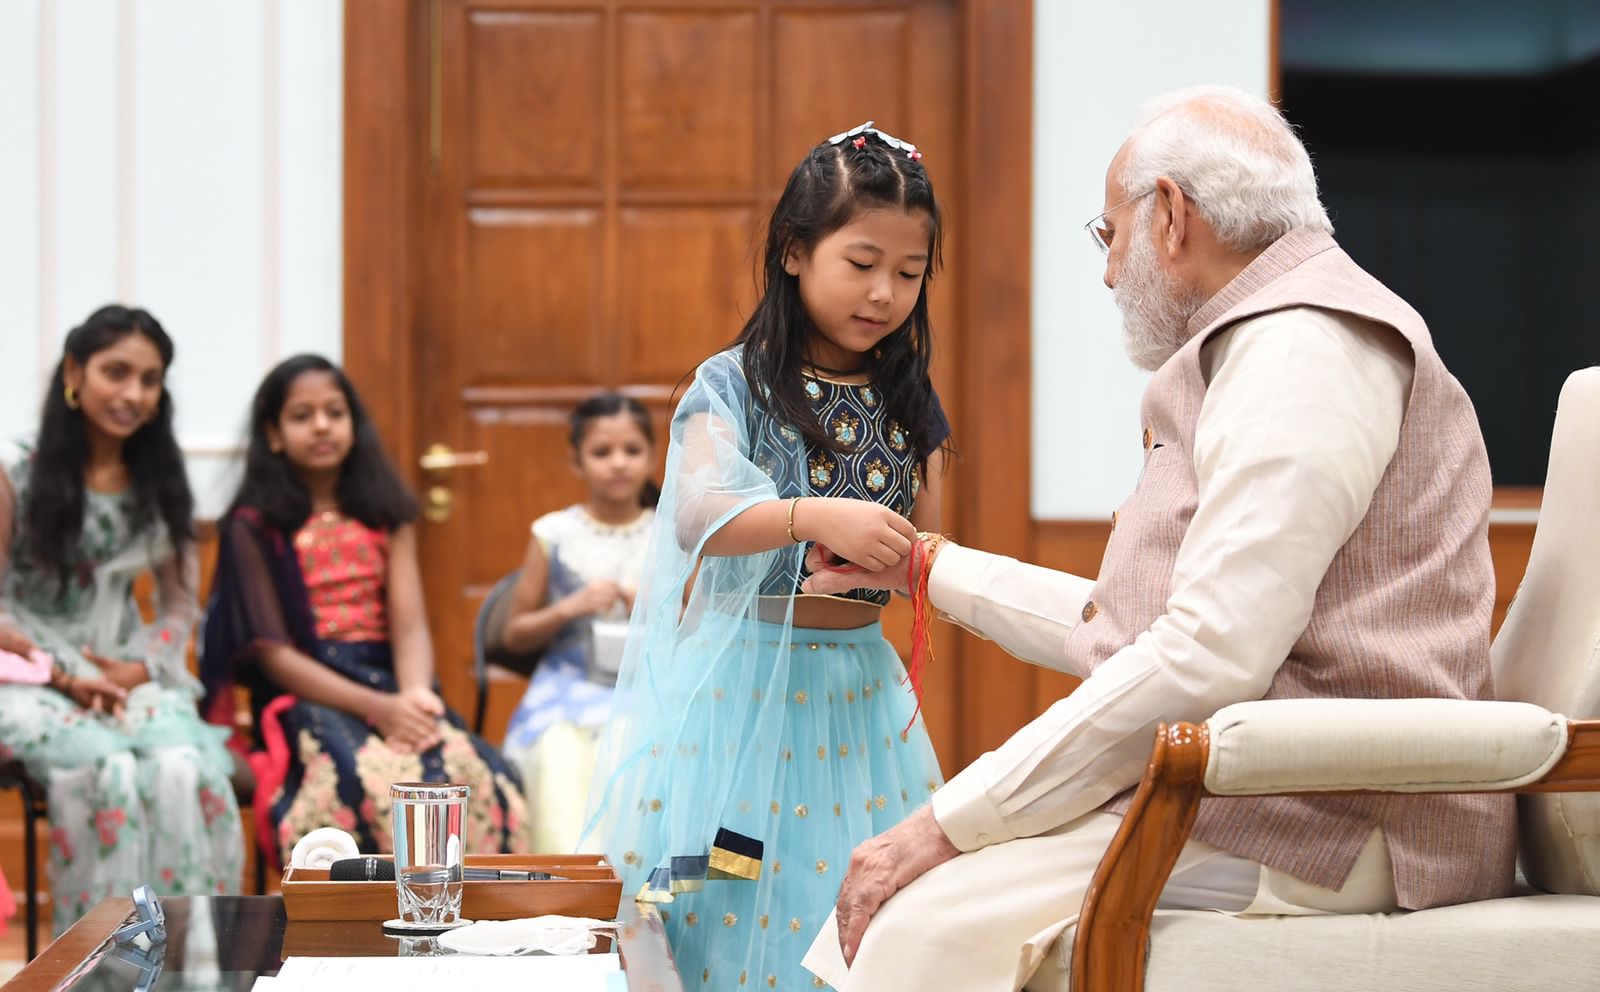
[601,620,944,990]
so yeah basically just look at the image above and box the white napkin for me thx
[290,827,360,869]
[438,916,620,956]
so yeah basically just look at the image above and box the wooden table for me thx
[3,895,683,991]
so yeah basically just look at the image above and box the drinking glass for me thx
[390,782,470,927]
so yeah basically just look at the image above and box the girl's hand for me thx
[398,685,446,726]
[82,648,151,691]
[563,579,625,620]
[62,674,128,718]
[801,498,916,571]
[0,626,35,657]
[372,693,443,753]
[801,543,912,597]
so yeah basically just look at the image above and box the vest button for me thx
[1081,601,1098,623]
[1142,427,1154,451]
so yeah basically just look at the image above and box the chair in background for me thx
[1043,367,1600,991]
[471,569,536,736]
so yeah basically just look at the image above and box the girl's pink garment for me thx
[0,648,51,684]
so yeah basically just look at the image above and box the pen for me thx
[327,857,569,883]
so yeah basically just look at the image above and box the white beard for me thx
[1114,214,1207,372]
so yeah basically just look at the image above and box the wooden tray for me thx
[281,853,623,922]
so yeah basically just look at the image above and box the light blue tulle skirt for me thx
[606,619,944,990]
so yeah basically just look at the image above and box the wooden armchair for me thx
[1037,367,1600,991]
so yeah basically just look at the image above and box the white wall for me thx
[1031,0,1272,519]
[0,0,343,518]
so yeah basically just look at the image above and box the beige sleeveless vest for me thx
[1072,229,1513,909]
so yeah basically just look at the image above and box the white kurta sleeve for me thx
[926,543,1096,673]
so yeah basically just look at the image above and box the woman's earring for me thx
[64,385,80,410]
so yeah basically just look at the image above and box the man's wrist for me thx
[895,806,962,886]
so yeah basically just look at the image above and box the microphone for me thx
[327,857,566,882]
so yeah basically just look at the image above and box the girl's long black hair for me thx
[226,354,418,534]
[568,392,662,508]
[24,305,194,592]
[735,130,946,468]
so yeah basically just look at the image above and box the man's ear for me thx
[1155,176,1188,258]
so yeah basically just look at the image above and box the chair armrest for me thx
[1204,698,1567,796]
[1072,703,1600,992]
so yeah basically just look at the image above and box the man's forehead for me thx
[1104,143,1134,198]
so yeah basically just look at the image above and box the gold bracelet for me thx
[787,497,802,543]
[915,531,949,563]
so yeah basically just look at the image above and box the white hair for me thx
[1120,85,1332,252]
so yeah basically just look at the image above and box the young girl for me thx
[586,122,950,990]
[0,305,242,932]
[200,354,528,866]
[499,393,658,852]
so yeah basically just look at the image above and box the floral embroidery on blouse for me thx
[752,373,929,606]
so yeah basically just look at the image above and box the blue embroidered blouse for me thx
[754,372,949,605]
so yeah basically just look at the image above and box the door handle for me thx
[418,444,489,522]
[419,443,489,475]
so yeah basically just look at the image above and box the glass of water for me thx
[390,782,470,928]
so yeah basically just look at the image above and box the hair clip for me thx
[826,120,922,161]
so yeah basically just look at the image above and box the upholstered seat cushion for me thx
[1025,894,1600,992]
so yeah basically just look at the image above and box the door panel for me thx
[465,11,604,188]
[464,209,606,381]
[618,12,760,189]
[617,206,760,382]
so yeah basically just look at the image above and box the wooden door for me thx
[346,0,1035,772]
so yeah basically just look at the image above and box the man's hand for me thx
[800,544,912,598]
[835,805,961,964]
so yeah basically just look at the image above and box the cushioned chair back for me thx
[1491,367,1600,893]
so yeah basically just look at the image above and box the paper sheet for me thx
[270,954,621,990]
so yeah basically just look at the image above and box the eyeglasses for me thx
[1083,188,1156,256]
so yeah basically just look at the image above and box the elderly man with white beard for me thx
[800,85,1512,992]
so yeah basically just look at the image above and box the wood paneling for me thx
[617,206,759,381]
[464,207,606,380]
[343,0,421,478]
[466,11,604,188]
[1490,521,1536,635]
[619,11,759,189]
[952,0,1037,762]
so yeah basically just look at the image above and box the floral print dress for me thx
[0,440,242,934]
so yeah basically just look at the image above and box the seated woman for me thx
[0,305,241,933]
[201,354,528,865]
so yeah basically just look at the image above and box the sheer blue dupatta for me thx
[583,349,809,900]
